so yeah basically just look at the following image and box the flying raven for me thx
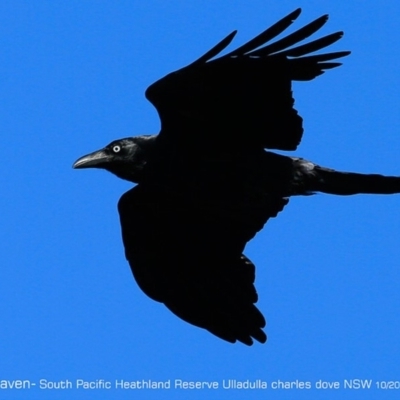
[73,9,400,345]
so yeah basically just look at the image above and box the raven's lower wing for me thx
[118,184,288,345]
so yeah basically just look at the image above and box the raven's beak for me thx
[72,149,110,169]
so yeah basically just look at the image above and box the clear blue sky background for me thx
[1,1,400,399]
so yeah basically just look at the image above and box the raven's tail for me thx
[292,158,400,196]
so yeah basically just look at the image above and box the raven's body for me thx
[73,9,400,345]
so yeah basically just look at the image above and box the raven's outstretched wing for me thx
[145,8,350,151]
[118,184,288,345]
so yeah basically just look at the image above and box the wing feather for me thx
[222,8,302,58]
[118,176,289,344]
[189,30,237,66]
[248,14,329,56]
[277,32,346,57]
[145,8,350,151]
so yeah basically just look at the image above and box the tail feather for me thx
[293,158,400,195]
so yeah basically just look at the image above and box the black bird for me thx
[73,9,400,345]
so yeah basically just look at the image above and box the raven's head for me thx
[73,135,157,183]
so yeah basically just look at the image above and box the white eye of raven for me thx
[112,145,121,153]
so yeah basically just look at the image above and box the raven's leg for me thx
[293,158,400,195]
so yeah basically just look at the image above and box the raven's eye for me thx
[112,145,121,153]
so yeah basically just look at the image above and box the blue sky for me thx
[1,1,400,399]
